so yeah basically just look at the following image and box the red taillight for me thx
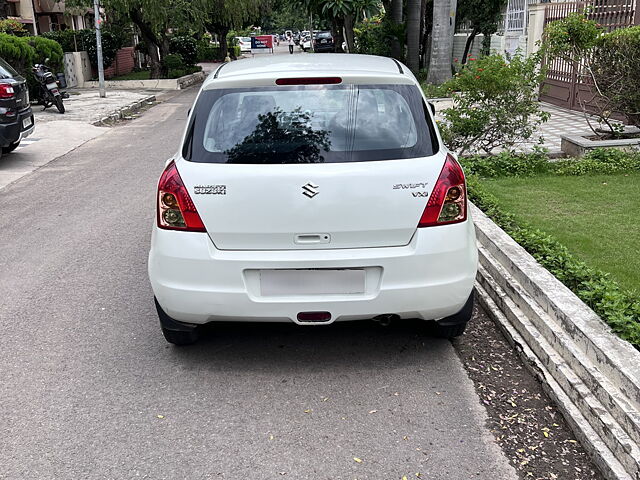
[157,161,206,232]
[276,77,342,85]
[418,154,467,227]
[0,83,15,99]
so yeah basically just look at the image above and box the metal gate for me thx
[540,0,639,112]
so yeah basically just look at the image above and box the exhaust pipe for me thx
[373,314,400,327]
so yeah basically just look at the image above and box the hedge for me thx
[462,150,640,347]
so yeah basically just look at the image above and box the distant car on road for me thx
[149,54,477,345]
[0,57,34,158]
[235,36,252,53]
[314,31,335,52]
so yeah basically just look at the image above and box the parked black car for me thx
[314,31,335,53]
[0,58,34,157]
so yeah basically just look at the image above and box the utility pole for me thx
[94,0,106,98]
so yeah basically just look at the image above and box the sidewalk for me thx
[33,88,158,125]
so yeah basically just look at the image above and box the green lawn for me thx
[109,70,151,81]
[481,172,640,295]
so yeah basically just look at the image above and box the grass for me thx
[481,172,640,295]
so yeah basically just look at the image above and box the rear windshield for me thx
[0,58,19,80]
[184,84,438,164]
[316,32,332,38]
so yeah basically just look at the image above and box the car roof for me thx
[204,54,415,90]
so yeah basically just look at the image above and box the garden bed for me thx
[462,148,640,347]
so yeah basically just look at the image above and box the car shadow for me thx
[163,318,452,374]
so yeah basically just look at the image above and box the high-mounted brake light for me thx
[157,161,206,232]
[418,154,467,227]
[0,83,15,99]
[275,77,342,85]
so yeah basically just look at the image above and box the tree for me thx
[405,0,421,72]
[204,0,270,59]
[389,0,402,59]
[456,0,506,63]
[67,0,205,79]
[426,0,456,83]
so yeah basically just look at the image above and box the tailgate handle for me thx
[295,234,331,245]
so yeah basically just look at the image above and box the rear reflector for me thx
[297,311,332,322]
[276,77,342,85]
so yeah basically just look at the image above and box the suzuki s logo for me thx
[302,182,319,198]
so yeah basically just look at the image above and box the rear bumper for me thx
[0,107,34,147]
[149,218,478,325]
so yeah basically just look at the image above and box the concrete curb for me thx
[92,95,157,126]
[471,203,640,480]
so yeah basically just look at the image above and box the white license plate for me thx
[321,39,327,43]
[260,269,365,296]
[46,83,58,90]
[22,117,32,129]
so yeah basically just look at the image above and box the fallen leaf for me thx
[269,435,274,441]
[322,397,329,402]
[156,415,164,419]
[543,431,549,438]
[304,409,312,414]
[353,457,363,463]
[368,410,378,414]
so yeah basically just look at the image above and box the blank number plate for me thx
[22,117,32,129]
[260,269,365,296]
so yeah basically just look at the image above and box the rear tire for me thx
[431,290,475,339]
[54,96,65,114]
[2,141,20,154]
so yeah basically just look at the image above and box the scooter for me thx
[32,58,66,114]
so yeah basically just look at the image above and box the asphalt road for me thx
[0,87,517,479]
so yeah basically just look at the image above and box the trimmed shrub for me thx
[170,35,198,66]
[162,53,184,71]
[42,27,126,69]
[26,36,63,71]
[0,19,28,36]
[437,52,550,155]
[592,26,640,128]
[0,32,35,74]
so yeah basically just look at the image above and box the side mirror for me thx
[428,102,436,116]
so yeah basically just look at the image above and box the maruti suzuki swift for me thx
[148,54,478,345]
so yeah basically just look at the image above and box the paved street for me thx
[0,87,518,479]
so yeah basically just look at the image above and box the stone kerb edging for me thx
[471,203,640,480]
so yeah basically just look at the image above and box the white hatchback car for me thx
[148,54,478,345]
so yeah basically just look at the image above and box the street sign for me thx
[251,35,274,54]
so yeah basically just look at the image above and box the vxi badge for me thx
[302,183,319,198]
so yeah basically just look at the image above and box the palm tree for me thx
[406,0,421,73]
[427,0,457,84]
[390,0,403,59]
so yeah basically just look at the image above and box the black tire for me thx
[161,327,199,346]
[54,95,65,114]
[431,290,475,339]
[432,322,468,339]
[2,141,20,154]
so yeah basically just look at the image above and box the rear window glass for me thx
[0,58,19,80]
[184,84,437,164]
[316,32,332,38]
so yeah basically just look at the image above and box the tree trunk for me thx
[130,9,162,79]
[332,17,345,53]
[418,0,428,69]
[218,26,230,58]
[406,0,422,73]
[390,0,403,59]
[427,0,457,84]
[0,0,8,19]
[344,14,355,53]
[461,27,478,65]
[159,33,171,77]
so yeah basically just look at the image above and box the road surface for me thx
[0,86,517,479]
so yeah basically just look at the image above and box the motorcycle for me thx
[32,58,66,114]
